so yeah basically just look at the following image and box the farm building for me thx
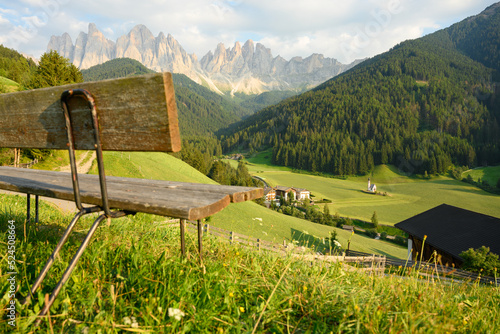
[295,188,311,200]
[266,186,311,201]
[264,187,276,201]
[395,204,500,267]
[275,186,296,201]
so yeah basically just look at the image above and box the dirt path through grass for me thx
[59,151,96,174]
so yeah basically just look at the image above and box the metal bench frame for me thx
[22,89,133,322]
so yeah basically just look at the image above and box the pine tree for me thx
[26,50,83,89]
[323,204,330,216]
[371,211,379,229]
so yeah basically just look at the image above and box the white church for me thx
[367,177,377,193]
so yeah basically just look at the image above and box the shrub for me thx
[460,246,500,277]
[394,235,407,246]
[371,211,379,228]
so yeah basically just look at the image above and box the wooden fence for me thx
[179,220,386,275]
[11,158,38,168]
[346,250,499,285]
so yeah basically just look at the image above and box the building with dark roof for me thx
[395,204,500,267]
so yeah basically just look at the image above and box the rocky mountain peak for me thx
[48,24,359,94]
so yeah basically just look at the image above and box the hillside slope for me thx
[1,192,497,332]
[85,152,406,258]
[222,3,500,175]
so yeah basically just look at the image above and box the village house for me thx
[295,188,311,200]
[275,186,296,201]
[265,185,311,202]
[395,204,500,267]
[264,187,276,201]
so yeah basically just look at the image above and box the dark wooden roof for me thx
[395,204,500,260]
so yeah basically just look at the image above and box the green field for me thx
[463,165,500,187]
[232,154,500,226]
[0,75,19,93]
[83,152,407,258]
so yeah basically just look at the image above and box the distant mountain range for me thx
[47,23,362,95]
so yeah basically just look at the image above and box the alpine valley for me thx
[221,2,500,176]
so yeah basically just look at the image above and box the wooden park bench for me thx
[0,73,263,322]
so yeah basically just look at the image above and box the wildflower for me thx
[236,252,240,256]
[239,306,245,313]
[168,308,185,321]
[243,289,247,293]
[229,292,234,297]
[123,316,139,327]
[354,305,360,312]
[302,286,307,292]
[223,263,228,267]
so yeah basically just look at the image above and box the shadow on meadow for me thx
[290,228,330,253]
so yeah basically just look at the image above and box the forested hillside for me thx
[221,3,500,176]
[172,73,252,137]
[81,58,154,81]
[0,44,37,90]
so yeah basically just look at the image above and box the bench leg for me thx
[35,213,107,325]
[35,195,39,224]
[197,219,203,260]
[26,193,30,223]
[180,219,186,257]
[25,194,39,224]
[23,210,87,305]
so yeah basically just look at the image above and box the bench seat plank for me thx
[20,169,263,203]
[0,167,263,220]
[0,73,180,152]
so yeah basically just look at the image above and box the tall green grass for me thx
[1,193,499,333]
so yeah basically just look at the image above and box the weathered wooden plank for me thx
[0,167,232,220]
[0,73,181,152]
[8,168,264,203]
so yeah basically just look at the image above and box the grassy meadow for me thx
[1,193,499,333]
[226,152,500,226]
[462,165,500,187]
[0,76,19,93]
[85,151,406,258]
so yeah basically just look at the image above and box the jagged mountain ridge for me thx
[47,23,360,94]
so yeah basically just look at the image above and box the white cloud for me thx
[0,0,497,63]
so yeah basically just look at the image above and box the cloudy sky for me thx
[0,0,498,64]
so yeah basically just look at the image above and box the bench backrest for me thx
[0,72,181,152]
